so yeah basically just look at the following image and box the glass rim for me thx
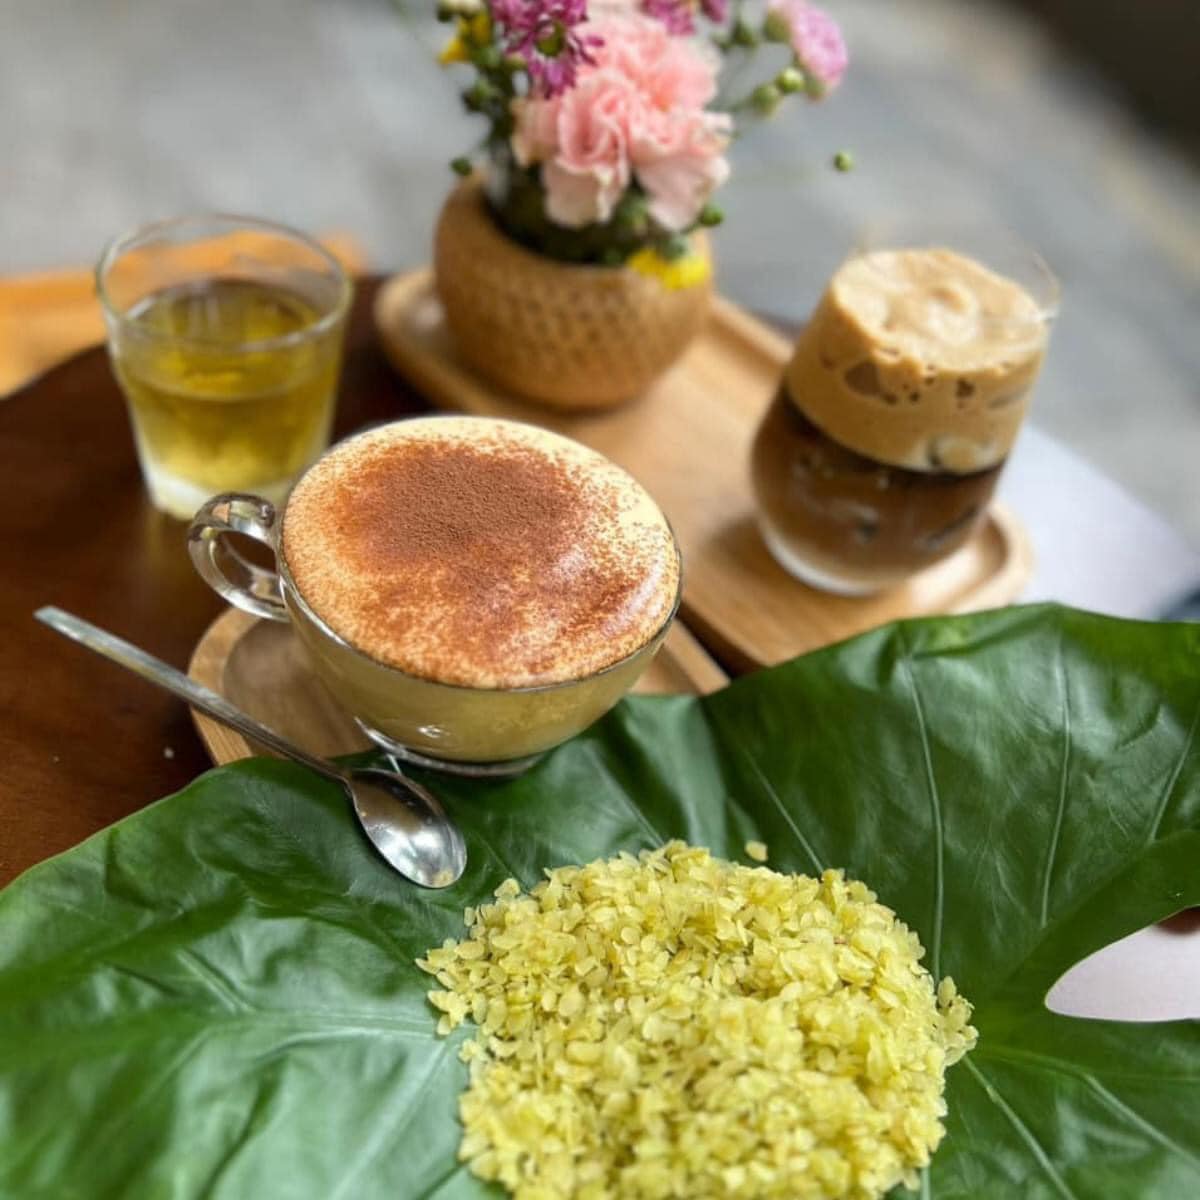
[847,219,1061,324]
[272,421,685,697]
[94,212,354,353]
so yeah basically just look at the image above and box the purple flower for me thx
[640,0,727,35]
[493,0,602,96]
[642,0,695,35]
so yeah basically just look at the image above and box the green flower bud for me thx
[661,235,690,261]
[698,205,724,228]
[752,83,782,116]
[732,20,758,48]
[615,193,650,234]
[777,67,806,95]
[763,11,791,43]
[833,150,855,172]
[463,80,495,111]
[473,44,503,71]
[451,156,474,177]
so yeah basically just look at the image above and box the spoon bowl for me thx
[345,766,466,888]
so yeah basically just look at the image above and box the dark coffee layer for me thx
[751,388,1001,589]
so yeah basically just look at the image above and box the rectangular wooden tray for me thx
[375,269,1032,672]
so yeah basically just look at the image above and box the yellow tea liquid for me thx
[112,278,343,517]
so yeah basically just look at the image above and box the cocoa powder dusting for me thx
[294,430,671,686]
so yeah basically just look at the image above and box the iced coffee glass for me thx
[751,224,1058,593]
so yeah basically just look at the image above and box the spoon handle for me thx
[35,606,346,786]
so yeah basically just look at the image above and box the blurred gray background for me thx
[2,0,1198,542]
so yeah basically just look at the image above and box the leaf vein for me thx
[964,1058,1080,1199]
[1147,695,1200,842]
[731,742,824,875]
[0,1010,436,1069]
[71,1028,216,1160]
[979,1043,1200,1085]
[1039,637,1072,927]
[1080,1073,1200,1174]
[898,630,944,982]
[177,947,253,1013]
[582,741,667,846]
[244,771,422,967]
[975,1044,1200,1178]
[418,1158,472,1198]
[328,1038,457,1200]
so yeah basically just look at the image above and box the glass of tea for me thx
[96,215,352,519]
[751,223,1058,593]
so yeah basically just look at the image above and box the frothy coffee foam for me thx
[281,417,680,689]
[785,248,1049,473]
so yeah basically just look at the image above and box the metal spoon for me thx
[34,606,467,889]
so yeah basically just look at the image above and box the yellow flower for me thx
[436,35,463,64]
[467,12,491,42]
[439,34,469,64]
[628,244,712,291]
[439,12,492,65]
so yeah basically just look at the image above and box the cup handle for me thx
[187,494,289,623]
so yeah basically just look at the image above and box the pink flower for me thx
[630,108,730,230]
[768,0,848,94]
[538,72,635,225]
[493,0,602,97]
[512,15,730,231]
[511,95,562,166]
[597,13,719,110]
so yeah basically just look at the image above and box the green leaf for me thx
[1,605,1198,1199]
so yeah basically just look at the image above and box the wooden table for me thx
[2,276,1198,892]
[0,279,423,884]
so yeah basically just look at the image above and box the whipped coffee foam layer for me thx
[786,248,1049,473]
[281,417,680,689]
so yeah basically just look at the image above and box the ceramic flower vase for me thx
[434,179,713,411]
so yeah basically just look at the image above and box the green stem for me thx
[712,45,756,112]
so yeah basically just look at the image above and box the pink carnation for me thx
[512,14,730,231]
[537,72,635,225]
[768,0,848,94]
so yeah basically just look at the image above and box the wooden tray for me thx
[188,608,728,766]
[375,269,1033,672]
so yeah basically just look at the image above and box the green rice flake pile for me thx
[418,841,977,1199]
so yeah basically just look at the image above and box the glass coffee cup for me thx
[188,416,682,776]
[751,225,1058,594]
